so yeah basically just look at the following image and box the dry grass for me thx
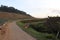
[0,12,33,19]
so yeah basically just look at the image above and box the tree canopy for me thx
[45,17,60,33]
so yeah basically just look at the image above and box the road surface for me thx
[2,21,36,40]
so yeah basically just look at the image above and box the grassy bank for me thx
[16,21,58,40]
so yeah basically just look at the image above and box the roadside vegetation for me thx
[0,19,8,25]
[17,17,60,40]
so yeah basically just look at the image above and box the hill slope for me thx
[0,5,33,19]
[0,12,33,19]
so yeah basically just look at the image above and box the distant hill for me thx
[0,5,33,19]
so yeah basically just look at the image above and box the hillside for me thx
[0,5,33,19]
[0,12,33,19]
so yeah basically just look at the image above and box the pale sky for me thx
[0,0,60,18]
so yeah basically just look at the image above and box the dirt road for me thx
[2,21,36,40]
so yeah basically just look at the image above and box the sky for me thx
[0,0,60,18]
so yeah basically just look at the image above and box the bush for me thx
[30,23,46,32]
[45,17,60,34]
[46,35,55,39]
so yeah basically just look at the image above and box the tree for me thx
[45,16,60,38]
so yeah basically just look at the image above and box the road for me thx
[2,21,36,40]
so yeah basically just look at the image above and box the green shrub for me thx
[30,23,46,32]
[46,35,55,39]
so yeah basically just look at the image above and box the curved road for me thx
[2,21,36,40]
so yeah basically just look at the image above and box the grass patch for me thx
[16,21,59,40]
